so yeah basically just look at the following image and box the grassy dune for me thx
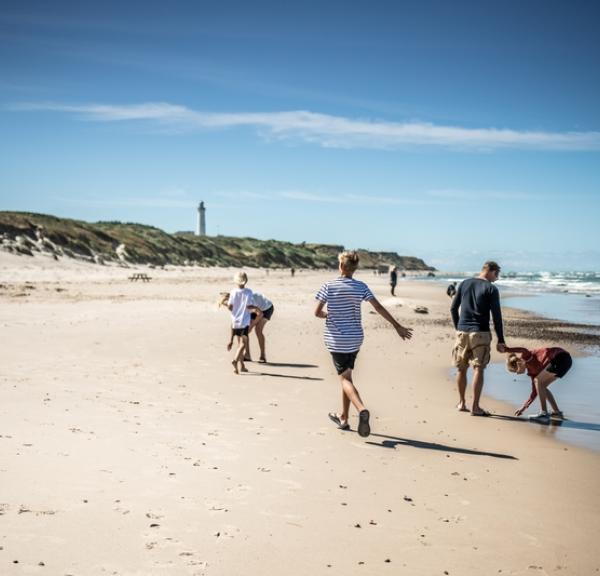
[0,212,433,270]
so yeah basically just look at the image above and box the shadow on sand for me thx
[491,413,600,432]
[366,432,517,460]
[247,371,323,381]
[256,362,319,369]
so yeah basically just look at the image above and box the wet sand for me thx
[1,252,599,575]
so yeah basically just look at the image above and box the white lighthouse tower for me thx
[196,202,206,236]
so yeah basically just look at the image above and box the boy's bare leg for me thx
[456,368,469,411]
[231,336,240,374]
[339,369,365,419]
[239,335,249,371]
[471,366,486,413]
[234,336,249,372]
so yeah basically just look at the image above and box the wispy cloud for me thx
[426,189,543,200]
[13,101,600,151]
[280,191,433,205]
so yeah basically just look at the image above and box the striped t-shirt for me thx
[315,276,375,353]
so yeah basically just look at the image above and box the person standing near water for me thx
[389,266,398,296]
[450,261,506,416]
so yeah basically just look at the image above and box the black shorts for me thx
[546,351,572,378]
[251,305,274,322]
[232,327,249,337]
[331,351,359,375]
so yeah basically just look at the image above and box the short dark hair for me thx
[482,260,500,273]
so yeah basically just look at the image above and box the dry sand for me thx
[1,252,599,575]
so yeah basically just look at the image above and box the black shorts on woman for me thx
[250,305,274,322]
[547,351,572,378]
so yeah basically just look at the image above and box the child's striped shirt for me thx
[315,277,374,353]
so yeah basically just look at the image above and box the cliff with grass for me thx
[0,212,434,270]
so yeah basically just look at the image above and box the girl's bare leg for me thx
[256,319,267,360]
[534,370,558,413]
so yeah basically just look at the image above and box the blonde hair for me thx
[233,271,248,287]
[338,250,360,274]
[506,353,519,373]
[217,292,230,308]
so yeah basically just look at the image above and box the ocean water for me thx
[415,270,600,296]
[422,270,600,452]
[484,358,600,453]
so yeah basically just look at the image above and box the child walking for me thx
[226,271,254,374]
[315,251,413,437]
[505,345,573,423]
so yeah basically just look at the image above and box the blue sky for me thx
[1,0,599,271]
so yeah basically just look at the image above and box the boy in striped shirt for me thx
[315,251,413,437]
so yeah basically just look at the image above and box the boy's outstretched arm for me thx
[368,298,413,340]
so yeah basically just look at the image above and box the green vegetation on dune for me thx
[0,211,434,270]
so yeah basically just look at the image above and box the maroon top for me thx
[505,347,566,410]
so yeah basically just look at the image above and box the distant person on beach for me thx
[291,267,296,277]
[446,282,457,298]
[224,272,256,375]
[450,261,506,416]
[315,250,413,437]
[389,266,398,296]
[505,345,572,423]
[244,292,274,364]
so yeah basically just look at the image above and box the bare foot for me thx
[457,402,470,412]
[240,363,248,373]
[231,360,239,375]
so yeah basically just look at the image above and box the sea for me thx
[413,271,600,453]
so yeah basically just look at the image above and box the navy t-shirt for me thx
[450,277,505,343]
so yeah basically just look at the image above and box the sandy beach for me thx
[1,252,599,576]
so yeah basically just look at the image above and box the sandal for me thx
[328,412,350,431]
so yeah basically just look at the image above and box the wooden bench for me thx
[128,273,152,282]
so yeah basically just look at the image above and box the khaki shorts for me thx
[452,331,492,370]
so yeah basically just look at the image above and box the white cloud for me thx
[280,191,432,205]
[13,101,600,151]
[426,189,543,200]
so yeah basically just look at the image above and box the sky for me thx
[1,0,599,271]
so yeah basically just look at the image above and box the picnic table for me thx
[128,273,152,282]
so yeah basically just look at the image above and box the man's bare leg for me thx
[471,366,487,414]
[456,368,469,411]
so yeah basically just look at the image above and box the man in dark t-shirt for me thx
[450,261,506,416]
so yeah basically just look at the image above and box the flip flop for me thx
[358,409,371,437]
[471,409,491,417]
[328,412,350,431]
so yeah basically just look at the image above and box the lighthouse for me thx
[196,202,206,236]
